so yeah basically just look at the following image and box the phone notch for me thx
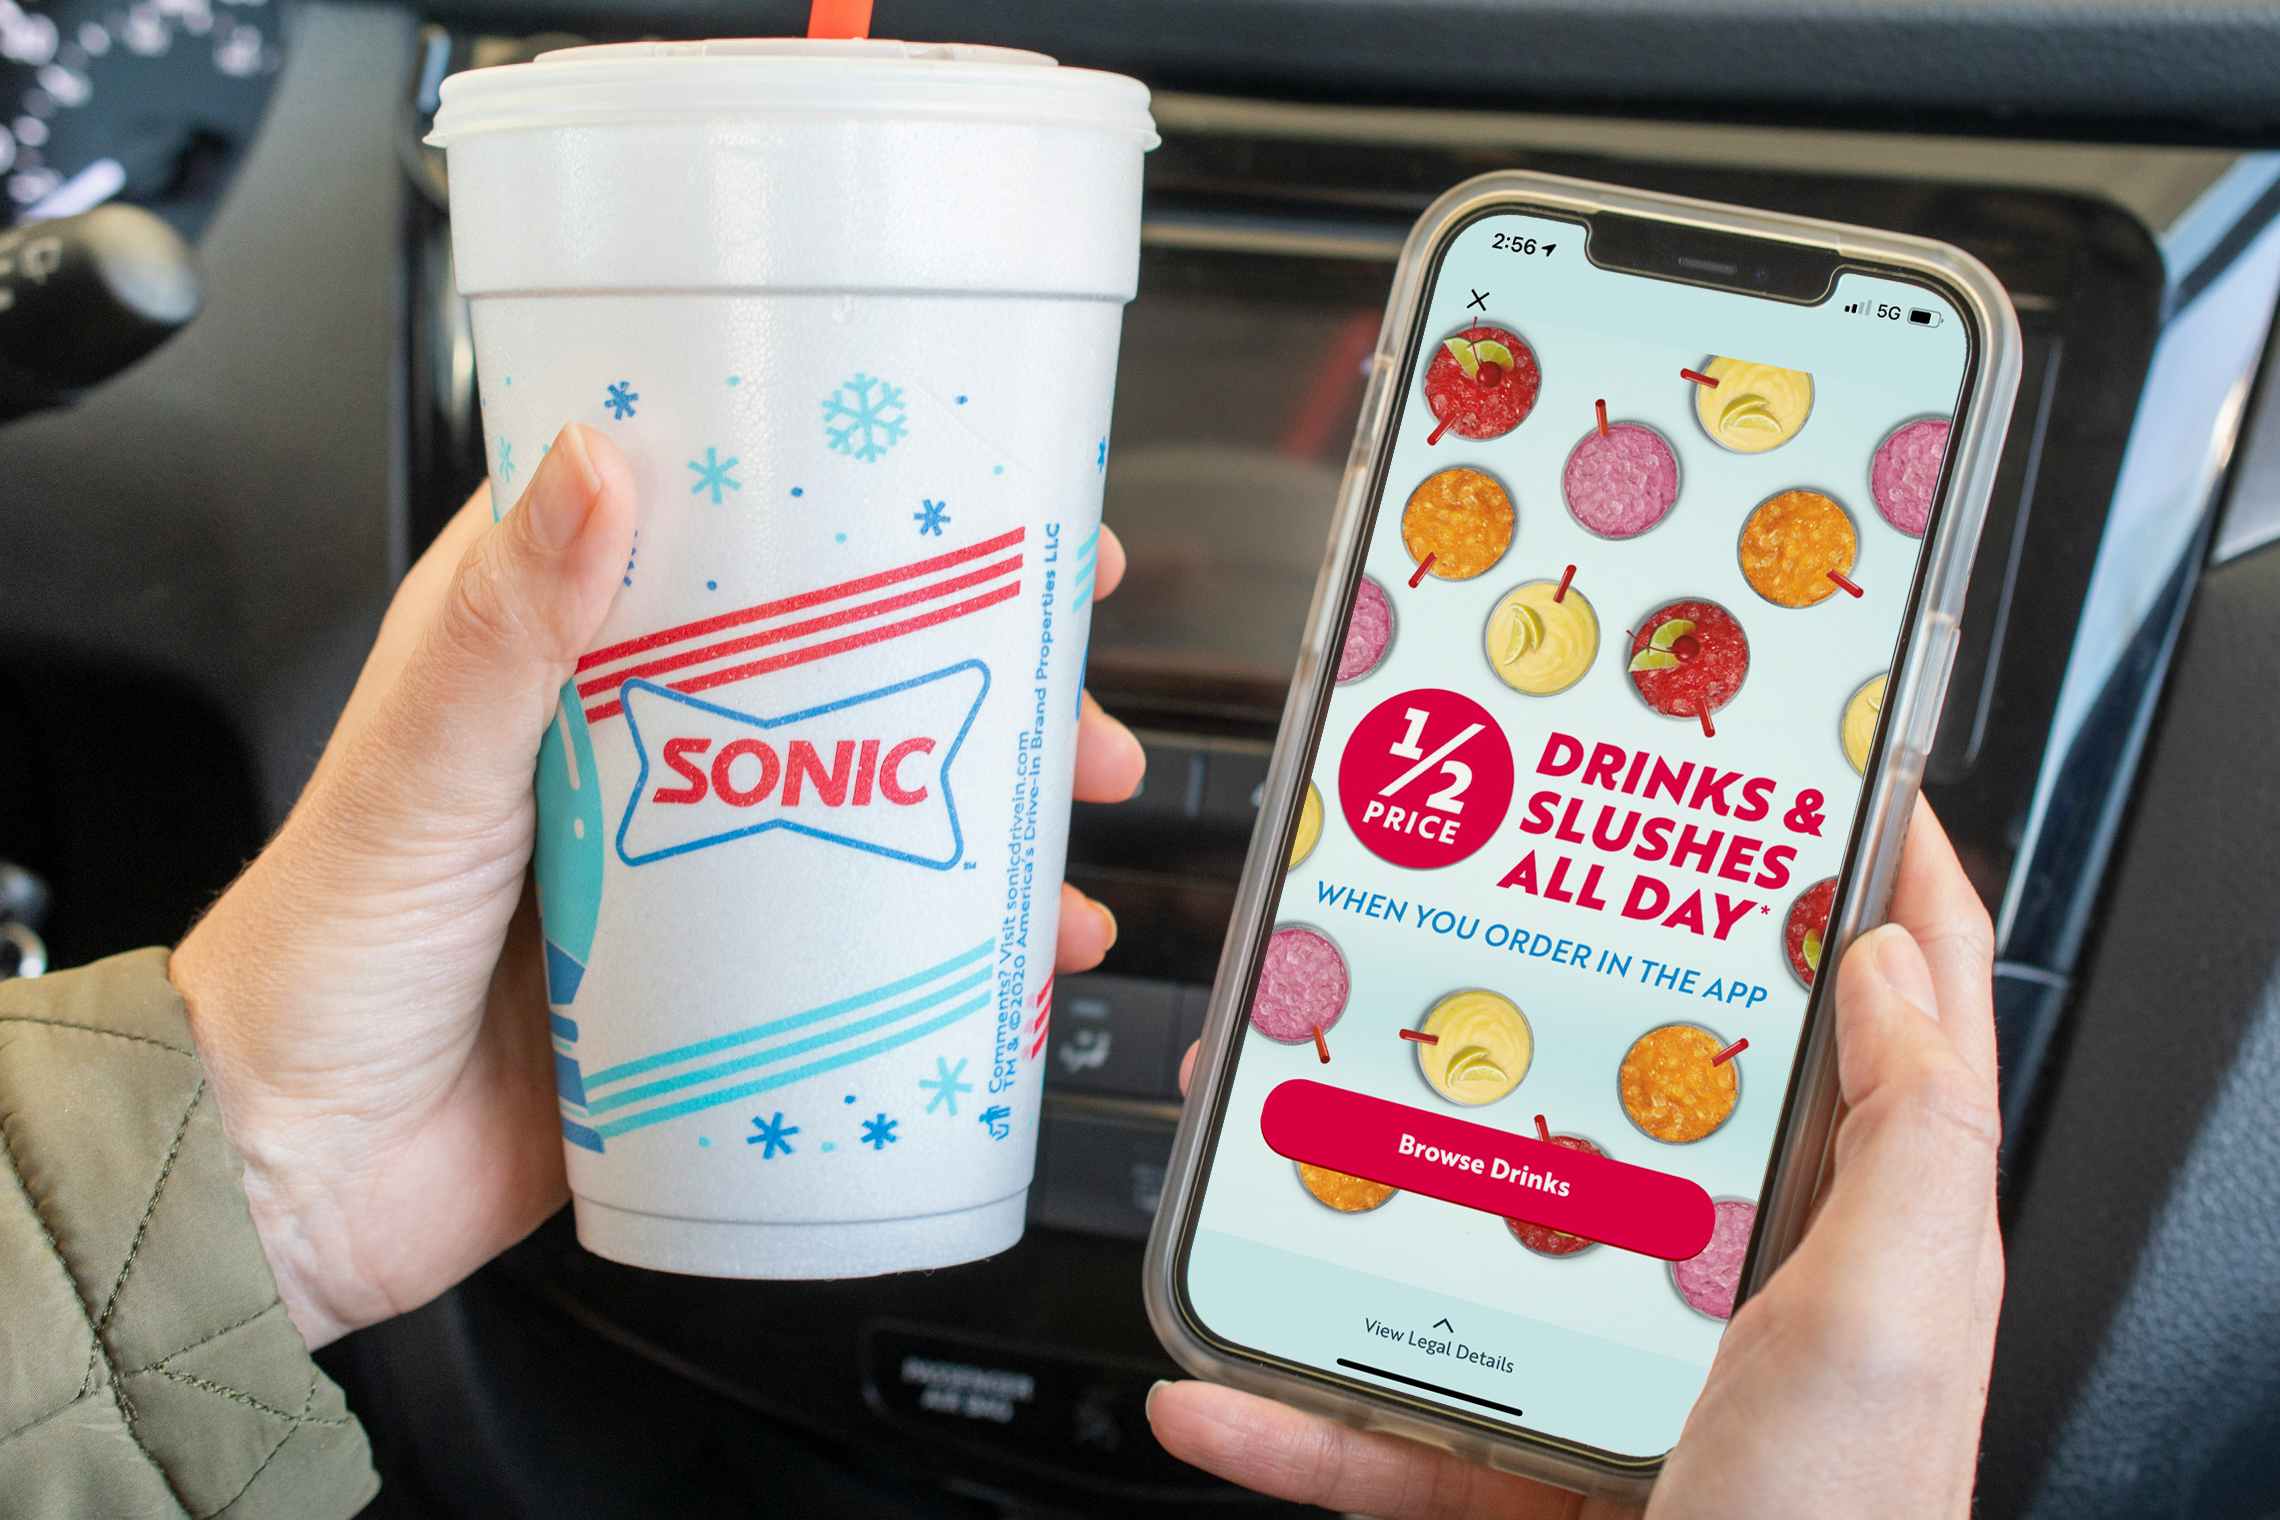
[1585,212,1841,303]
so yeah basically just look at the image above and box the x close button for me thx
[1260,1080,1715,1260]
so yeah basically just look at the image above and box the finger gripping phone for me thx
[1144,172,2020,1498]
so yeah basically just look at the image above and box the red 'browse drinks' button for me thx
[1259,1079,1716,1261]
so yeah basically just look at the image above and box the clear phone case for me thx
[1142,169,2023,1500]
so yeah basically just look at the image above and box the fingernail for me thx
[529,425,600,550]
[1146,1380,1171,1416]
[1093,898,1119,951]
[556,422,604,496]
[1871,925,1939,1019]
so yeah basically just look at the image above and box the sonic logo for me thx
[616,660,988,870]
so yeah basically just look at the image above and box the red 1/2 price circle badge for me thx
[1337,688,1515,869]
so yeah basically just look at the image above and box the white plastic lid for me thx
[429,37,1158,148]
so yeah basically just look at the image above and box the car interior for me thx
[6,1,2280,1515]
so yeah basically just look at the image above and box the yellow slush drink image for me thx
[1842,674,1887,774]
[1288,782,1324,869]
[1484,580,1597,696]
[1694,355,1813,453]
[1415,989,1532,1105]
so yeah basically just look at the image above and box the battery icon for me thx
[1908,307,1943,328]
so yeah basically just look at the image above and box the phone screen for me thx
[1174,206,1977,1462]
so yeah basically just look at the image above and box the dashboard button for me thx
[1044,973,1179,1097]
[862,1324,1207,1491]
[1035,1108,1175,1241]
[1196,746,1271,827]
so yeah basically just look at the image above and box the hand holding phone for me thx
[1150,799,2002,1518]
[1146,172,2019,1496]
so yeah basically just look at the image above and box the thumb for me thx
[1783,924,1999,1321]
[387,423,636,806]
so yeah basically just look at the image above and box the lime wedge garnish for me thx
[1443,338,1481,379]
[1445,1046,1506,1085]
[1473,339,1515,371]
[1629,649,1679,672]
[1803,929,1824,972]
[1501,604,1544,663]
[1649,617,1696,651]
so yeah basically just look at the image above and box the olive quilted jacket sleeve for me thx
[0,950,377,1518]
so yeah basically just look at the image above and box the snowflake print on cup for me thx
[1337,688,1515,869]
[822,373,909,462]
[745,1110,798,1158]
[688,447,741,503]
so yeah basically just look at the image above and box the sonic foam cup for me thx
[430,39,1155,1277]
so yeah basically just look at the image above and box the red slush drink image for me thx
[1784,877,1837,987]
[1626,598,1749,720]
[1507,1133,1606,1256]
[1423,323,1541,441]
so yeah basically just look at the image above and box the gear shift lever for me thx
[0,205,201,423]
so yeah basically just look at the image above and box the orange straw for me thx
[1594,398,1610,437]
[808,0,874,38]
[1312,1027,1331,1064]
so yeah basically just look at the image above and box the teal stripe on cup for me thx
[594,990,995,1141]
[582,938,992,1091]
[583,963,995,1116]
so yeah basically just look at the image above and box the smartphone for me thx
[1145,172,2021,1497]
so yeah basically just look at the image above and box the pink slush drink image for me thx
[433,38,1154,1280]
[1870,416,1950,537]
[1337,575,1395,682]
[1670,1197,1757,1319]
[1563,421,1680,538]
[1249,926,1350,1045]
